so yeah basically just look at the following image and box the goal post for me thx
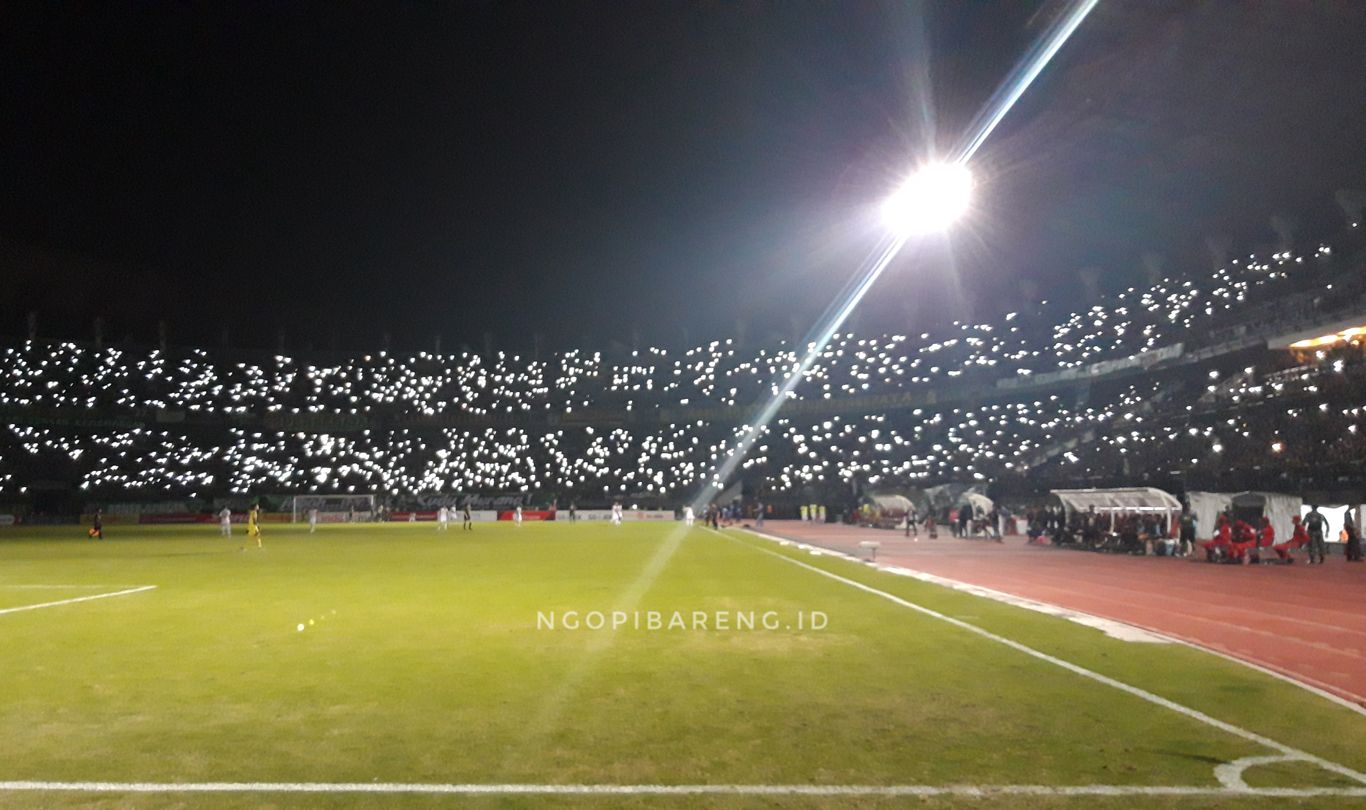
[290,494,376,524]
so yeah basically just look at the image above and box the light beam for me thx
[951,0,1101,164]
[691,233,906,511]
[691,0,1100,509]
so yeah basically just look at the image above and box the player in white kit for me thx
[437,506,449,531]
[308,508,319,533]
[219,507,232,537]
[684,505,695,526]
[514,505,523,526]
[611,502,623,526]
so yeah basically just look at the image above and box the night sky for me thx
[3,1,1365,353]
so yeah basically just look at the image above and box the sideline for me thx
[0,781,1365,797]
[746,525,1366,716]
[711,528,1366,788]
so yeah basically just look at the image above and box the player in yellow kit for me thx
[244,504,263,550]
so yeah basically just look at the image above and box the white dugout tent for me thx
[1186,492,1233,542]
[1235,492,1302,544]
[963,492,995,516]
[1051,487,1182,533]
[868,494,915,515]
[1186,491,1303,543]
[1298,503,1357,545]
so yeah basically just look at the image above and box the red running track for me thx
[754,520,1366,709]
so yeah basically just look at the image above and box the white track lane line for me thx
[710,528,1366,787]
[0,585,157,616]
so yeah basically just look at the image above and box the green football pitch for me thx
[1,521,1364,808]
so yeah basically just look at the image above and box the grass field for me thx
[1,520,1364,808]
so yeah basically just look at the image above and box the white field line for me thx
[748,529,1169,643]
[712,529,1366,788]
[877,565,1171,643]
[0,585,157,616]
[0,781,1365,797]
[0,584,135,590]
[1157,634,1366,718]
[749,528,1366,716]
[1214,755,1300,791]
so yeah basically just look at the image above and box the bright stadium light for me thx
[881,161,973,236]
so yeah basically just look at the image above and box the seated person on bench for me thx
[1227,518,1258,563]
[1252,517,1275,563]
[1273,515,1309,562]
[1200,515,1232,561]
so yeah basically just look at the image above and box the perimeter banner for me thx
[497,510,556,521]
[570,510,675,522]
[390,510,498,522]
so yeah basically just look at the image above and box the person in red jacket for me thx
[1246,516,1276,564]
[1227,518,1259,564]
[1200,514,1232,562]
[1274,515,1310,563]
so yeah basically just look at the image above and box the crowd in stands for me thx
[0,225,1362,510]
[0,384,1152,501]
[0,241,1346,419]
[1047,343,1366,490]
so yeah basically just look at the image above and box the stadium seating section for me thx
[1,230,1363,509]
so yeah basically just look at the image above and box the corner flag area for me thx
[1,521,1363,807]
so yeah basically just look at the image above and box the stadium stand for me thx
[0,224,1364,522]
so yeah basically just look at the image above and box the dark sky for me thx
[2,1,1365,352]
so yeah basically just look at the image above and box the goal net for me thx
[290,494,376,524]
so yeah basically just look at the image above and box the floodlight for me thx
[881,162,973,236]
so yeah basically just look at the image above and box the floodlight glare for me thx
[881,162,973,236]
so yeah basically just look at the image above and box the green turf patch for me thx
[1,522,1363,808]
[720,528,1366,778]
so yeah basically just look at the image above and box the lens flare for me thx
[881,162,974,236]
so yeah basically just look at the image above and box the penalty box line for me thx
[708,528,1366,788]
[0,585,157,617]
[1,782,1366,797]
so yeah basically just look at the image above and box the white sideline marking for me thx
[877,565,1169,643]
[1,781,1365,797]
[1170,637,1366,718]
[714,529,1366,788]
[753,529,1366,716]
[0,586,157,616]
[755,530,1167,643]
[0,584,135,590]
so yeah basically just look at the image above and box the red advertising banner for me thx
[497,510,556,521]
[138,513,214,524]
[137,512,290,524]
[391,510,499,522]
